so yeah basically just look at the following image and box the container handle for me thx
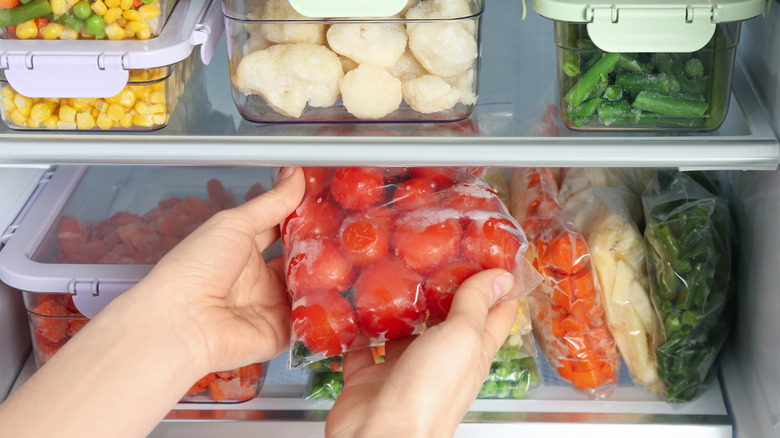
[288,0,408,18]
[4,54,128,98]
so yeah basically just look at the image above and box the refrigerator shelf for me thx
[9,351,733,438]
[0,6,776,170]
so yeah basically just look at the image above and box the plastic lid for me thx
[532,0,767,52]
[0,0,224,98]
[289,0,408,17]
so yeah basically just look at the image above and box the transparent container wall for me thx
[222,0,483,123]
[22,291,268,403]
[32,165,271,264]
[555,21,741,132]
[0,49,198,131]
[0,0,178,41]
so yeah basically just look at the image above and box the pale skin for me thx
[0,167,520,438]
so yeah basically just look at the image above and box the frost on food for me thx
[407,22,478,77]
[235,43,344,118]
[259,0,326,45]
[402,74,460,114]
[326,23,408,69]
[340,64,402,120]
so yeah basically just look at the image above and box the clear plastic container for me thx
[0,50,197,131]
[0,165,274,402]
[221,0,484,123]
[555,22,740,132]
[532,0,766,132]
[0,0,178,41]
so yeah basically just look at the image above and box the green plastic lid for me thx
[532,0,767,52]
[288,0,409,18]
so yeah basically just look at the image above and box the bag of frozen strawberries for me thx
[282,167,542,368]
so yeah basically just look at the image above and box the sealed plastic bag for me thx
[284,166,540,368]
[642,171,734,402]
[510,167,621,399]
[559,168,664,394]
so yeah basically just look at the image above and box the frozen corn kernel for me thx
[139,4,161,19]
[132,114,154,127]
[119,113,133,128]
[76,112,96,130]
[105,0,119,8]
[58,105,77,123]
[15,20,38,39]
[60,28,79,40]
[123,10,142,21]
[106,103,126,121]
[104,7,122,24]
[96,113,114,130]
[1,86,14,99]
[40,23,65,40]
[50,0,68,15]
[120,0,133,10]
[30,103,53,124]
[42,115,59,129]
[105,23,124,40]
[13,95,32,117]
[91,1,108,16]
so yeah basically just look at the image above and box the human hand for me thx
[325,269,521,438]
[111,166,305,374]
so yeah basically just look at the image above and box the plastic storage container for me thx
[532,0,766,131]
[0,0,178,41]
[0,0,224,131]
[0,165,273,402]
[222,0,484,123]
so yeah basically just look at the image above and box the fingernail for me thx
[276,166,296,183]
[492,272,515,303]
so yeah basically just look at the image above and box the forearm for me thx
[0,284,207,438]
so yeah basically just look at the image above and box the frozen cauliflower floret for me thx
[259,0,326,45]
[327,23,407,69]
[387,50,427,82]
[402,74,460,114]
[445,68,477,106]
[235,44,344,118]
[340,64,402,120]
[407,22,478,77]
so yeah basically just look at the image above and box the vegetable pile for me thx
[642,171,734,402]
[1,57,192,130]
[233,0,480,121]
[0,0,168,40]
[557,23,732,130]
[285,166,536,368]
[510,167,621,398]
[27,178,267,403]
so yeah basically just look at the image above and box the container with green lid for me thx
[532,0,767,131]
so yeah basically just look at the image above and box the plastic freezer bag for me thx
[642,171,734,402]
[510,167,621,399]
[284,166,541,369]
[559,168,664,394]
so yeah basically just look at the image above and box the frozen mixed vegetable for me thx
[557,23,735,130]
[510,167,621,398]
[26,179,268,402]
[232,0,481,121]
[285,166,538,368]
[0,0,171,40]
[642,171,735,402]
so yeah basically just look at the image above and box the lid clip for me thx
[587,7,716,53]
[4,54,129,98]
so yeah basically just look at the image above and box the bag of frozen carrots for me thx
[559,168,665,394]
[510,167,621,399]
[642,171,735,402]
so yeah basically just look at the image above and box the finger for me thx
[229,167,305,237]
[342,349,375,380]
[446,269,514,334]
